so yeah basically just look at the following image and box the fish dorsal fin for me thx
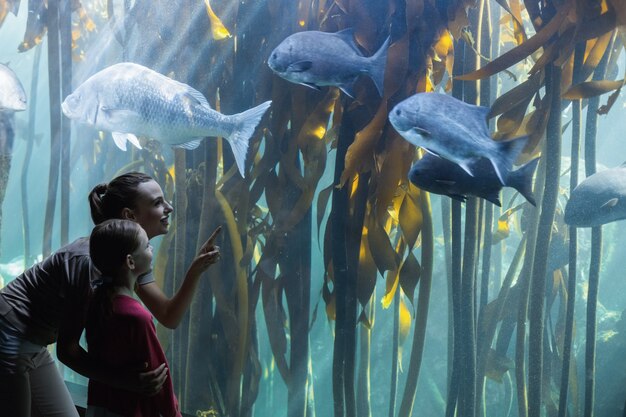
[288,61,313,73]
[112,132,142,151]
[166,77,212,108]
[601,198,618,209]
[174,138,203,150]
[333,28,363,56]
[184,88,211,108]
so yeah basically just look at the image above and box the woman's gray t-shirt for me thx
[0,237,154,346]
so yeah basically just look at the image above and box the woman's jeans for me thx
[0,317,79,417]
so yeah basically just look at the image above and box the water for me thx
[0,0,625,416]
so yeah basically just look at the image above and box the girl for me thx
[86,219,179,417]
[0,172,221,416]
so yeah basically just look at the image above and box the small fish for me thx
[0,63,26,112]
[564,164,626,227]
[408,153,538,206]
[268,28,390,97]
[389,92,528,185]
[62,62,271,177]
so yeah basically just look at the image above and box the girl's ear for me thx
[126,254,136,270]
[121,207,136,220]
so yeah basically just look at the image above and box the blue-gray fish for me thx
[409,153,538,206]
[62,62,271,177]
[564,165,626,227]
[0,63,27,112]
[268,28,390,97]
[389,92,527,185]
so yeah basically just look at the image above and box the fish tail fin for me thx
[368,36,391,97]
[226,100,272,177]
[507,157,539,206]
[491,135,529,185]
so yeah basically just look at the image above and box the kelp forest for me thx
[0,0,625,416]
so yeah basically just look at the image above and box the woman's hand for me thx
[135,363,169,396]
[119,362,168,396]
[188,226,222,276]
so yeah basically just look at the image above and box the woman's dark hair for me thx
[88,171,153,224]
[87,219,143,344]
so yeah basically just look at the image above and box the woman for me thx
[86,219,181,417]
[0,172,221,416]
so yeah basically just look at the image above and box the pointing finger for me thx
[207,226,222,244]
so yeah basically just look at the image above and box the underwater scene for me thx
[1,0,626,416]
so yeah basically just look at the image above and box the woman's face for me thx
[127,180,173,239]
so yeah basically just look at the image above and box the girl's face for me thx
[131,228,153,276]
[126,180,173,239]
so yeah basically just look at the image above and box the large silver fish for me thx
[564,165,626,227]
[389,93,527,185]
[0,63,27,112]
[268,28,390,98]
[409,153,538,206]
[62,62,272,177]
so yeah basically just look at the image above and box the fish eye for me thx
[272,53,278,60]
[395,109,401,116]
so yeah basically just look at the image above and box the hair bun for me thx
[94,183,108,197]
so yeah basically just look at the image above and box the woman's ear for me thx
[121,207,136,220]
[126,254,136,270]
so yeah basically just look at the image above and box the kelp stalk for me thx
[398,191,433,417]
[445,199,463,417]
[446,37,467,417]
[459,196,478,417]
[357,298,373,417]
[388,285,400,417]
[285,167,314,417]
[459,10,479,414]
[184,141,220,410]
[21,44,43,267]
[528,63,562,417]
[441,197,453,393]
[331,111,354,417]
[558,40,585,417]
[344,171,368,417]
[583,32,615,417]
[172,149,188,398]
[59,0,72,246]
[43,0,62,257]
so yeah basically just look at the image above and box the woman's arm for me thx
[56,314,168,395]
[136,226,221,329]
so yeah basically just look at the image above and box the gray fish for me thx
[564,165,626,227]
[408,153,538,206]
[389,92,527,185]
[62,62,271,177]
[267,28,390,97]
[0,63,27,112]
